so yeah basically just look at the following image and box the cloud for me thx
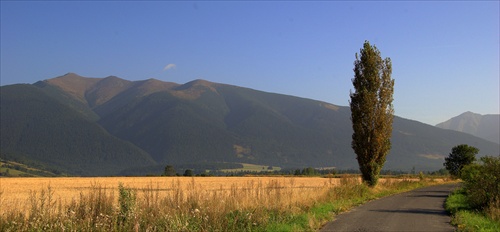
[163,64,176,71]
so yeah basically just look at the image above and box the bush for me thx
[183,169,194,176]
[445,188,500,230]
[461,156,500,210]
[444,144,478,178]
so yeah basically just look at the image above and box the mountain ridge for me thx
[0,84,156,176]
[1,73,499,175]
[436,111,499,144]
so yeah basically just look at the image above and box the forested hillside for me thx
[0,84,156,176]
[1,73,498,175]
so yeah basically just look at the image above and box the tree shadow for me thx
[369,208,447,216]
[411,194,449,198]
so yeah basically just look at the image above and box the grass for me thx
[445,188,500,231]
[266,177,435,231]
[0,166,28,176]
[0,176,447,231]
[0,159,59,177]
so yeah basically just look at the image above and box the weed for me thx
[446,188,500,231]
[1,177,446,231]
[117,183,136,228]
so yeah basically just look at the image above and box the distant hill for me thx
[1,73,499,175]
[436,112,499,144]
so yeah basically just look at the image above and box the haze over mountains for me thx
[436,112,499,144]
[1,73,498,176]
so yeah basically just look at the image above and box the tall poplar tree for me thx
[350,41,395,187]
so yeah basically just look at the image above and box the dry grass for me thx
[0,176,444,231]
[0,176,337,213]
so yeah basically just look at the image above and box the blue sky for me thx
[1,1,498,125]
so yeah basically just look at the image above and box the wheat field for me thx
[0,176,442,231]
[0,176,342,215]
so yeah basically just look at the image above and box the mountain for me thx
[436,112,499,144]
[1,73,499,175]
[0,83,156,176]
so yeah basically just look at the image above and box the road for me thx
[319,183,459,232]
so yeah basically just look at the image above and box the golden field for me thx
[0,176,342,215]
[0,176,445,231]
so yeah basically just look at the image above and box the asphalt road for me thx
[319,183,459,232]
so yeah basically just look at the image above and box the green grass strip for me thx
[264,180,432,232]
[445,188,500,231]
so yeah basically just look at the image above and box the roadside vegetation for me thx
[446,188,500,231]
[443,145,499,231]
[0,175,447,231]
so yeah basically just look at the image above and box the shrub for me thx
[445,188,500,230]
[461,156,500,210]
[183,169,194,176]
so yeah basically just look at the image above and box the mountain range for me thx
[436,111,499,144]
[1,73,498,176]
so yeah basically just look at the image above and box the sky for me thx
[1,1,499,125]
